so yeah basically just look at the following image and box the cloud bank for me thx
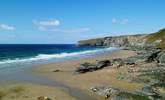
[33,19,60,26]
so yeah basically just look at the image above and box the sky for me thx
[0,0,165,44]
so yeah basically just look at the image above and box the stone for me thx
[91,86,120,99]
[96,60,111,69]
[146,50,161,63]
[111,58,124,68]
[37,96,52,100]
[75,60,111,73]
[75,62,95,73]
[141,85,157,96]
[157,51,165,64]
[53,69,61,72]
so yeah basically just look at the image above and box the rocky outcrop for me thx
[75,60,111,73]
[78,34,150,49]
[78,28,165,51]
[90,86,160,100]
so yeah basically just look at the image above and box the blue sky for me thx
[0,0,165,44]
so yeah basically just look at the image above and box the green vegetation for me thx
[147,28,165,50]
[116,72,126,80]
[118,92,150,100]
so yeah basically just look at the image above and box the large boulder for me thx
[96,60,111,69]
[146,50,161,63]
[141,85,157,96]
[75,60,111,73]
[75,62,95,73]
[157,51,165,64]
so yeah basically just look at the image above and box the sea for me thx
[0,44,118,82]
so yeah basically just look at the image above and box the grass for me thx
[116,72,126,80]
[147,28,165,50]
[118,92,150,100]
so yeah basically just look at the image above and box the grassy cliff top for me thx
[147,28,165,49]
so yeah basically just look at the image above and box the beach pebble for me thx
[53,69,61,72]
[37,96,52,100]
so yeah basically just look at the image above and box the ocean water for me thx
[0,44,119,72]
[0,44,118,81]
[0,44,118,65]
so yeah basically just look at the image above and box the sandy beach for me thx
[33,50,144,100]
[0,82,76,100]
[0,50,146,100]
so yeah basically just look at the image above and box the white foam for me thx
[0,47,117,65]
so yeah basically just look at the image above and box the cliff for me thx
[78,34,148,49]
[78,28,165,51]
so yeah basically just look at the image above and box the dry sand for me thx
[0,50,145,100]
[34,50,144,99]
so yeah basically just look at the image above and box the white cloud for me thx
[0,24,15,31]
[33,19,90,33]
[49,28,91,33]
[33,19,60,27]
[112,18,129,25]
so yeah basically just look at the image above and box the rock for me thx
[91,86,156,100]
[96,60,111,69]
[124,59,136,65]
[157,51,165,64]
[75,62,95,73]
[141,85,157,96]
[37,96,52,100]
[146,50,161,63]
[53,69,61,72]
[75,60,111,73]
[91,86,120,99]
[78,34,147,49]
[111,58,124,68]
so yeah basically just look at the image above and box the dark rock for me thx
[37,96,52,100]
[124,59,136,65]
[53,69,61,72]
[96,60,111,69]
[75,60,111,73]
[75,62,95,73]
[146,50,161,63]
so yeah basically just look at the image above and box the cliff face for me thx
[78,28,165,50]
[78,34,148,49]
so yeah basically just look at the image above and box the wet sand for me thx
[0,50,144,100]
[34,50,144,100]
[0,82,76,100]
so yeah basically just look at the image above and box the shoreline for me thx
[32,49,144,100]
[0,49,155,100]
